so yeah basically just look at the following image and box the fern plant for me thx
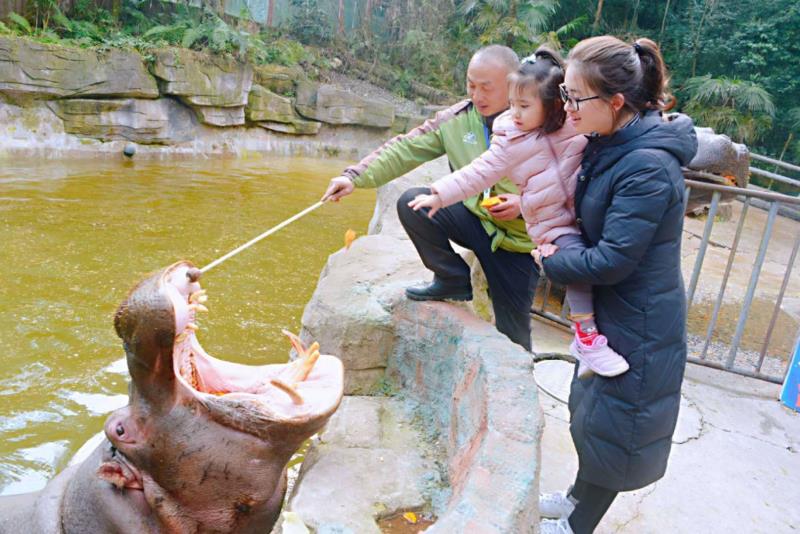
[683,75,775,144]
[8,12,33,35]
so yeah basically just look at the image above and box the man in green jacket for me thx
[322,45,538,351]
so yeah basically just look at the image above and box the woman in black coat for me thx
[535,36,698,534]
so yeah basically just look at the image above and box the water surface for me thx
[0,156,375,495]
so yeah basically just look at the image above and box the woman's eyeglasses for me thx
[559,83,600,111]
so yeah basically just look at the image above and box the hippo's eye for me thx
[116,423,125,437]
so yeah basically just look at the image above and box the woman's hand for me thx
[408,193,444,218]
[322,176,355,202]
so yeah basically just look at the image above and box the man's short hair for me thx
[471,45,520,72]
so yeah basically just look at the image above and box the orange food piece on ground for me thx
[344,229,357,250]
[402,512,418,524]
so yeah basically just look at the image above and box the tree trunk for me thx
[363,0,373,32]
[593,0,604,31]
[631,0,641,29]
[691,0,718,77]
[771,132,795,188]
[338,0,345,35]
[267,0,275,27]
[659,0,672,42]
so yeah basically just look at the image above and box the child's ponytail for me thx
[509,46,566,134]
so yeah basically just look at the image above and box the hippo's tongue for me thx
[161,262,343,437]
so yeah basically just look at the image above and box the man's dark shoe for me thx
[405,279,473,302]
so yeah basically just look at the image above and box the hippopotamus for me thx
[0,261,344,533]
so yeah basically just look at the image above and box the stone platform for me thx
[533,321,800,534]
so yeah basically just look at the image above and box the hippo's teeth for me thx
[282,329,308,357]
[189,304,209,313]
[186,323,199,331]
[269,378,304,405]
[294,349,320,382]
[189,290,207,303]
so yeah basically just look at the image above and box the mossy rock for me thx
[252,64,304,95]
[151,48,253,107]
[246,85,295,124]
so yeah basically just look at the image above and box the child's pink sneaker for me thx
[570,333,629,379]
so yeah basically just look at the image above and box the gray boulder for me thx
[0,37,158,100]
[192,105,245,127]
[295,81,394,128]
[48,97,197,144]
[688,127,750,188]
[256,119,321,135]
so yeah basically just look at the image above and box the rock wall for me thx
[294,159,544,532]
[0,36,428,159]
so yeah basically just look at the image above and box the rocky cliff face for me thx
[0,36,428,158]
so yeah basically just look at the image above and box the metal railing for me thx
[532,175,800,384]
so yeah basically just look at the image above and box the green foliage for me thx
[250,37,311,66]
[289,0,331,45]
[1,0,795,167]
[8,12,33,35]
[461,0,560,49]
[0,20,10,35]
[682,72,778,145]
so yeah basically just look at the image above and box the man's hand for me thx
[408,193,444,218]
[322,176,355,202]
[487,194,521,220]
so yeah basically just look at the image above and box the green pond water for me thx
[0,156,375,496]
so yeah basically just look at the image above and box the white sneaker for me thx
[539,491,576,519]
[540,517,574,534]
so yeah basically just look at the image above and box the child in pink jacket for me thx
[409,48,628,378]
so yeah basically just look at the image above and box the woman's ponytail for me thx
[633,38,673,111]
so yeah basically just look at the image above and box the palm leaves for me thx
[460,0,560,48]
[788,108,800,132]
[684,75,775,144]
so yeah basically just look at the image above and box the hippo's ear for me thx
[97,460,143,491]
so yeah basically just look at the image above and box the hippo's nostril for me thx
[186,268,202,283]
[116,423,125,437]
[235,502,251,514]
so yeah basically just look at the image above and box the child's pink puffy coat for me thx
[431,110,588,246]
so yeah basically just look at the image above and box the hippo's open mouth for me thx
[159,262,343,427]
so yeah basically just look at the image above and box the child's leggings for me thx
[552,234,593,317]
